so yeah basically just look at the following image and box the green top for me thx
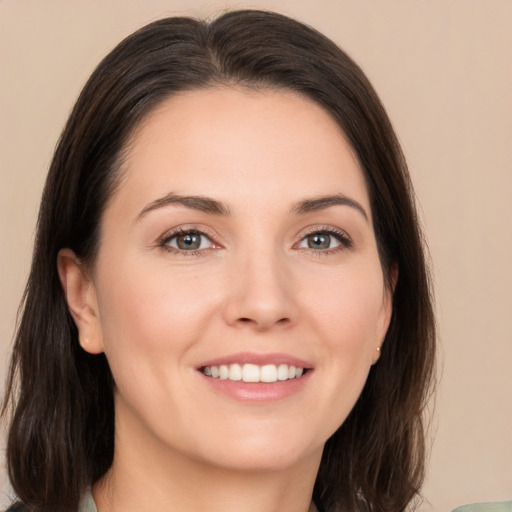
[76,490,512,512]
[79,490,97,512]
[452,502,512,512]
[6,491,506,512]
[76,491,511,512]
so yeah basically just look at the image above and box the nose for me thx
[222,249,297,332]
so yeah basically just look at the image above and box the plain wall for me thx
[1,1,511,510]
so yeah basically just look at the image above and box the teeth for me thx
[229,363,242,381]
[277,364,289,381]
[242,364,260,383]
[202,363,306,382]
[260,364,277,383]
[219,365,229,380]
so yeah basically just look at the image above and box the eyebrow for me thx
[292,194,369,221]
[137,192,368,222]
[137,192,230,220]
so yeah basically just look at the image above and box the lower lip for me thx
[199,372,312,402]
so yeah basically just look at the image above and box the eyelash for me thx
[297,226,353,255]
[158,226,217,256]
[157,225,353,256]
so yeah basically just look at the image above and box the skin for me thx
[58,87,393,512]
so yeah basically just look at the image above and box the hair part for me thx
[2,10,435,512]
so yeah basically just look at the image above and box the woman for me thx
[2,10,435,512]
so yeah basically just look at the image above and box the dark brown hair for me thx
[2,10,435,512]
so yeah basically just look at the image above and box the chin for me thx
[186,424,326,474]
[203,445,320,474]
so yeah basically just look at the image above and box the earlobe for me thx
[371,346,381,365]
[57,248,104,354]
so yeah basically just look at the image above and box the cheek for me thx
[306,265,386,345]
[303,263,386,400]
[94,260,220,362]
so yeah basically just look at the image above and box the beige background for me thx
[1,1,511,510]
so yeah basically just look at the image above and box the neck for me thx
[94,466,319,512]
[94,456,320,512]
[93,403,323,512]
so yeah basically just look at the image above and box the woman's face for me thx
[71,87,392,473]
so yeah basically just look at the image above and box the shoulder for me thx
[452,501,512,512]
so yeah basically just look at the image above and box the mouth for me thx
[200,363,307,383]
[197,354,313,402]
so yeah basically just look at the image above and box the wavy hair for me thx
[2,10,435,512]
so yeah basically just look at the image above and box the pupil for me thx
[308,234,330,249]
[178,233,200,250]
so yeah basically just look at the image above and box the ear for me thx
[373,263,398,364]
[57,248,104,354]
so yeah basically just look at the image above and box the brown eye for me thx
[176,233,201,250]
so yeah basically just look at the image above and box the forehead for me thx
[113,86,370,217]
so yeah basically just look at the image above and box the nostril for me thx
[235,316,290,329]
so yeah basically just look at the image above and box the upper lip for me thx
[197,352,313,369]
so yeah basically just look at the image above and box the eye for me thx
[296,229,352,251]
[162,230,214,252]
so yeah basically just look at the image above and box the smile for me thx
[201,363,305,383]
